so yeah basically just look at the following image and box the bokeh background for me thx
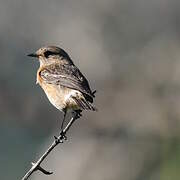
[1,0,180,179]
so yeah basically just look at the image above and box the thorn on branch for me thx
[31,162,53,175]
[37,165,53,175]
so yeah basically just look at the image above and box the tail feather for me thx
[83,90,97,103]
[81,98,97,111]
[72,96,97,111]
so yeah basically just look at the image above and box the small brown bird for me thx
[28,46,96,131]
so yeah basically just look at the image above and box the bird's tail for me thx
[72,96,97,111]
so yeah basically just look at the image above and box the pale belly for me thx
[40,82,80,111]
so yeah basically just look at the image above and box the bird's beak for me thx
[27,53,38,58]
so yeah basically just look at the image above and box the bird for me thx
[27,46,97,133]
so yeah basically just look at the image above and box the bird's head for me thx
[27,46,73,66]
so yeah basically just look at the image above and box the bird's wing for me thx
[40,63,95,101]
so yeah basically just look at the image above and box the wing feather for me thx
[40,63,95,102]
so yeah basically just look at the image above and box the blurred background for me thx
[1,0,180,179]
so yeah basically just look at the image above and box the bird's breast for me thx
[37,69,81,111]
[37,80,80,111]
[40,81,67,110]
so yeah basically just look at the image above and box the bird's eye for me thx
[44,51,55,58]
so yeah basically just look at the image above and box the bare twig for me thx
[21,112,81,180]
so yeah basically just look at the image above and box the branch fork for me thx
[21,111,81,180]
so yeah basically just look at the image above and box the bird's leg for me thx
[60,109,67,140]
[61,109,67,130]
[73,109,82,119]
[59,109,82,141]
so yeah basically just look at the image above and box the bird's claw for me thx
[72,110,82,119]
[54,135,63,143]
[60,131,67,141]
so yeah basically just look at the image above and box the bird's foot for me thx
[60,131,67,141]
[54,135,63,143]
[73,110,82,119]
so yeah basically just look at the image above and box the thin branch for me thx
[21,112,80,180]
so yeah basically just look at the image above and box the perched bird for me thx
[27,46,96,131]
